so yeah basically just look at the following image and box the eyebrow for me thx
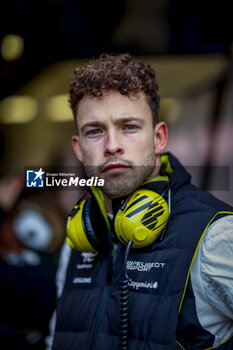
[115,117,145,125]
[80,121,105,133]
[80,116,145,133]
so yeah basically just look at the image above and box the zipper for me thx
[87,245,122,350]
[87,283,111,350]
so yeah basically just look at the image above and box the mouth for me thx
[101,162,130,174]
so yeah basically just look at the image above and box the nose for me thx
[104,130,124,157]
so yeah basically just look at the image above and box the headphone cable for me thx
[120,240,132,350]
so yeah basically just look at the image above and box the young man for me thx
[52,54,233,349]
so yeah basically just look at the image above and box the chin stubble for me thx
[85,152,157,199]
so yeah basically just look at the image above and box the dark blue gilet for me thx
[53,154,233,350]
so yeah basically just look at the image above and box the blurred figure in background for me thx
[0,176,66,349]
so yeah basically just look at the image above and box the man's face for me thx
[72,90,166,199]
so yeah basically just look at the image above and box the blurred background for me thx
[0,1,232,348]
[0,0,233,205]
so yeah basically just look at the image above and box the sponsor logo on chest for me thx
[127,260,166,272]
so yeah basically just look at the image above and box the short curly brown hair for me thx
[69,53,160,125]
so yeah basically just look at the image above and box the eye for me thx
[123,124,138,131]
[86,129,102,137]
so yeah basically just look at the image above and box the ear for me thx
[154,121,168,155]
[72,135,83,163]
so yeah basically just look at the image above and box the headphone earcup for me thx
[114,189,169,248]
[66,200,98,252]
[82,200,100,250]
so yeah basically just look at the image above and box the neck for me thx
[103,194,113,214]
[150,154,161,177]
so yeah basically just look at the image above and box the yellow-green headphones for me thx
[66,181,170,253]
